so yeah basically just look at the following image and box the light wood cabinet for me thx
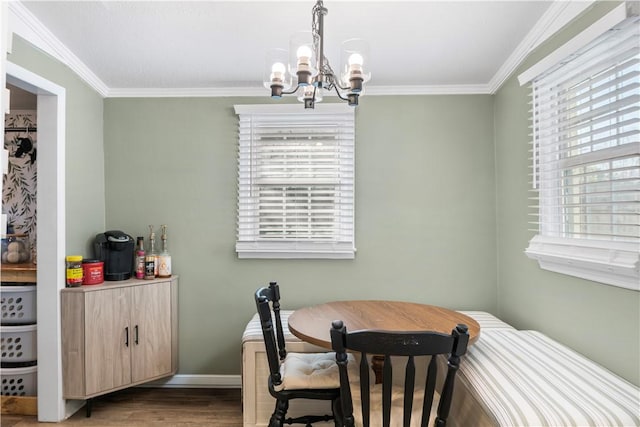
[61,276,178,400]
[130,283,173,383]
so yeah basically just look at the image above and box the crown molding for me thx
[107,84,492,98]
[365,84,491,95]
[106,86,266,98]
[487,0,595,93]
[8,1,109,97]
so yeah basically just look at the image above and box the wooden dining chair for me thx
[330,320,469,427]
[254,282,340,427]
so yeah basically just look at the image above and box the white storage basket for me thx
[1,324,37,362]
[1,285,37,324]
[0,365,37,396]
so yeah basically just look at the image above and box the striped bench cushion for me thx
[457,311,515,330]
[449,329,640,427]
[242,310,301,343]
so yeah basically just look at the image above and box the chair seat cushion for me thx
[278,352,352,391]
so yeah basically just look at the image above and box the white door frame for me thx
[5,61,70,422]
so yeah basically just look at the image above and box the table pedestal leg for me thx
[372,355,384,384]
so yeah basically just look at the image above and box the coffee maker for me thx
[94,230,134,281]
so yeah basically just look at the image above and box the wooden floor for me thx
[1,388,242,426]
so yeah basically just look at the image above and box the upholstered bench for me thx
[241,309,510,427]
[244,310,639,427]
[445,329,640,427]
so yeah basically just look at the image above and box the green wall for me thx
[103,95,497,374]
[494,1,639,386]
[7,35,105,256]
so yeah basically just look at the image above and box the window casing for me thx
[235,104,355,259]
[522,9,640,291]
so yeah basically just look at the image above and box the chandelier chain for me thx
[312,0,338,90]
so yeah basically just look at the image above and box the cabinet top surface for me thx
[60,276,178,292]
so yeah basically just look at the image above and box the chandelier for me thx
[264,0,370,109]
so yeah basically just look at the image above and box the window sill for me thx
[525,235,640,291]
[236,241,355,259]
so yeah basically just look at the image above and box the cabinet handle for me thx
[134,325,139,345]
[125,326,129,347]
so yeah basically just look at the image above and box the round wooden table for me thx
[288,300,481,348]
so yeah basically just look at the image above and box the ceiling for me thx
[14,1,589,96]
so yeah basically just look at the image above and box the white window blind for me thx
[235,104,355,259]
[523,12,640,290]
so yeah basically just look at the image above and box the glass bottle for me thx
[144,253,156,280]
[135,236,145,279]
[148,225,158,277]
[157,224,172,278]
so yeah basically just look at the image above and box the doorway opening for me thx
[5,61,68,422]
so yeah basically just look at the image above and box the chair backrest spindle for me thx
[255,282,289,387]
[268,281,288,361]
[436,324,469,425]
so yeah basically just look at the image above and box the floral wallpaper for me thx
[3,110,37,241]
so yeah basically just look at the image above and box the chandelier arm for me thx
[332,85,350,102]
[281,85,301,95]
[334,80,351,91]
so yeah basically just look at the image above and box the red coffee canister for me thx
[82,259,104,285]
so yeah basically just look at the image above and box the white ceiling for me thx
[13,1,592,96]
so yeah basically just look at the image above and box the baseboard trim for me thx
[143,374,242,389]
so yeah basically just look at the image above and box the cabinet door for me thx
[84,287,132,395]
[131,281,172,383]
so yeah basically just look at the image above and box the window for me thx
[521,6,639,290]
[235,104,355,259]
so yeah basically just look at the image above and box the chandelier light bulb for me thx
[269,62,286,98]
[347,53,364,93]
[270,62,286,83]
[271,62,286,75]
[296,45,313,61]
[295,44,313,86]
[340,38,370,94]
[264,48,291,97]
[348,53,364,66]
